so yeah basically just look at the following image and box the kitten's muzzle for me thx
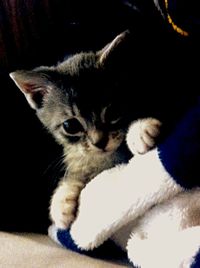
[93,136,109,150]
[88,129,108,150]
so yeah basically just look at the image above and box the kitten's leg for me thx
[50,178,85,229]
[126,118,161,155]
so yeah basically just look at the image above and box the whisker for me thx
[42,155,66,187]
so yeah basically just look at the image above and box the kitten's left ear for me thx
[97,30,130,66]
[10,70,52,110]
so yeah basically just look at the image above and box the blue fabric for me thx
[191,249,200,268]
[57,228,82,253]
[158,104,200,189]
[57,228,126,260]
[56,228,200,266]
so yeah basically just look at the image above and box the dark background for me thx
[0,0,199,233]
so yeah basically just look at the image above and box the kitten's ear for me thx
[97,30,130,66]
[10,70,52,110]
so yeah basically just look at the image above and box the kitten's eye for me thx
[104,106,122,126]
[63,118,84,135]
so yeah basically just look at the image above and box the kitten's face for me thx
[39,83,125,155]
[37,56,126,156]
[10,31,129,156]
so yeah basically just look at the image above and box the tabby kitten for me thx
[10,31,160,229]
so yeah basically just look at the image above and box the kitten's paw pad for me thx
[127,118,161,155]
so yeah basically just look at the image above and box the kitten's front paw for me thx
[127,118,161,155]
[50,180,84,229]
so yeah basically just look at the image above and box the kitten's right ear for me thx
[10,70,52,110]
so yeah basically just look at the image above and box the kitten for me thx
[10,31,161,229]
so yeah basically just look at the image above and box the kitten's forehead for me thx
[48,86,108,120]
[57,53,112,96]
[59,81,112,120]
[73,101,109,124]
[42,51,119,124]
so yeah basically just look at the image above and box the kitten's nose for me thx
[94,136,108,149]
[89,130,108,150]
